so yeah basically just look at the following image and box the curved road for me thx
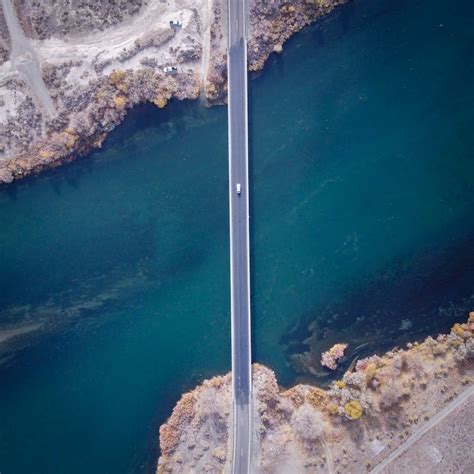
[1,0,55,117]
[227,1,252,473]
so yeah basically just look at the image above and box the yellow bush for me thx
[39,150,52,159]
[452,323,468,339]
[110,70,126,85]
[153,96,168,108]
[206,82,217,99]
[335,380,346,389]
[365,362,377,382]
[344,400,363,420]
[113,95,127,109]
[305,387,328,410]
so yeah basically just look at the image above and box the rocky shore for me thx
[0,0,347,184]
[157,314,474,473]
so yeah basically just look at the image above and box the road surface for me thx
[1,0,56,117]
[227,0,252,473]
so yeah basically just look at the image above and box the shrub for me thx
[291,403,324,440]
[344,400,363,420]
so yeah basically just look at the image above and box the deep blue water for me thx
[1,0,473,472]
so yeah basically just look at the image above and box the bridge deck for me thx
[227,0,252,473]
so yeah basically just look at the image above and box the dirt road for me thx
[371,384,474,473]
[1,0,56,117]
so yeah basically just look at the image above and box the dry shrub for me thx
[290,403,324,440]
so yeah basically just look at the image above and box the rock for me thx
[321,343,348,370]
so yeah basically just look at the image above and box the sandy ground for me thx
[377,387,474,473]
[32,1,206,82]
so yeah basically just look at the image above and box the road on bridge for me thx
[227,0,252,473]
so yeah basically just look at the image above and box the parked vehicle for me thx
[163,66,178,74]
[236,183,241,195]
[169,20,182,27]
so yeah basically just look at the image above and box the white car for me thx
[169,20,182,27]
[236,183,241,195]
[163,66,178,74]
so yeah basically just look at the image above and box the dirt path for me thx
[34,3,197,77]
[370,384,474,473]
[200,0,212,94]
[1,0,56,117]
[323,437,336,474]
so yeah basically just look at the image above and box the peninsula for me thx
[158,315,474,473]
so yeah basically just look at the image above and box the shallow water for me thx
[1,0,473,472]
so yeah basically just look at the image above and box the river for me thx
[1,0,473,472]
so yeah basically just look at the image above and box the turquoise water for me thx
[1,0,473,472]
[250,0,474,379]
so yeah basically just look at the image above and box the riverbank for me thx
[1,0,473,471]
[157,314,474,473]
[0,0,347,184]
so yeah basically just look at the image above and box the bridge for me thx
[227,0,252,473]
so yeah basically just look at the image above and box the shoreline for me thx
[157,314,474,473]
[0,0,347,185]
